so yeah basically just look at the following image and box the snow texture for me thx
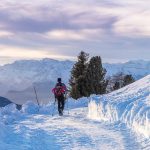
[0,101,143,150]
[88,75,150,138]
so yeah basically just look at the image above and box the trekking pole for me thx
[52,97,56,116]
[67,98,69,115]
[33,86,40,110]
[65,92,69,115]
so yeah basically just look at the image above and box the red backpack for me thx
[54,84,65,96]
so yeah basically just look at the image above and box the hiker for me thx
[52,78,67,115]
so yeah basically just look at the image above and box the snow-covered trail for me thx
[0,108,141,150]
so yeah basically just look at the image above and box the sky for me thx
[0,0,150,65]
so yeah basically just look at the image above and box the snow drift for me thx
[0,97,88,124]
[0,104,21,125]
[88,75,150,137]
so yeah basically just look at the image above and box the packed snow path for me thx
[0,108,143,150]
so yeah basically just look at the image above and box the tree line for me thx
[69,51,135,99]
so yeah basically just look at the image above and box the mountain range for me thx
[0,58,149,104]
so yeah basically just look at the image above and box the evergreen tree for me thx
[112,72,124,91]
[113,81,120,90]
[123,74,135,86]
[111,73,135,91]
[85,56,107,96]
[69,51,89,99]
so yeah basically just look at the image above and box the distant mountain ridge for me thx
[0,58,149,104]
[0,59,74,104]
[103,60,150,79]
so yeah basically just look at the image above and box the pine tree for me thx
[111,73,135,91]
[123,74,135,86]
[113,81,120,90]
[85,56,107,96]
[69,51,89,99]
[112,72,124,91]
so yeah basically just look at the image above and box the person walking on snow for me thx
[52,78,67,116]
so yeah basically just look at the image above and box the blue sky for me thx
[0,0,150,65]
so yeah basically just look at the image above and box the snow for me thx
[88,75,150,138]
[104,60,150,79]
[0,102,142,150]
[0,104,20,124]
[0,74,150,149]
[21,101,40,114]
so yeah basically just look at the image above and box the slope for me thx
[1,74,150,150]
[88,75,150,138]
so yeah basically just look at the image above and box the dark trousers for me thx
[57,95,65,114]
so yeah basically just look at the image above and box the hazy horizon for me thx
[0,57,150,67]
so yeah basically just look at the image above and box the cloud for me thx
[1,0,149,37]
[0,46,48,58]
[0,31,14,37]
[113,10,150,37]
[44,29,104,41]
[0,2,116,33]
[0,45,75,60]
[0,0,149,64]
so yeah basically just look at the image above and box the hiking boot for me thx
[59,109,63,116]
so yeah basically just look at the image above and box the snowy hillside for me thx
[88,75,150,138]
[0,58,73,90]
[0,75,150,149]
[0,59,150,104]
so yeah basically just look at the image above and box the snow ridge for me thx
[104,60,150,79]
[88,75,150,138]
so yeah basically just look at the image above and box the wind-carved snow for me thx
[88,75,150,139]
